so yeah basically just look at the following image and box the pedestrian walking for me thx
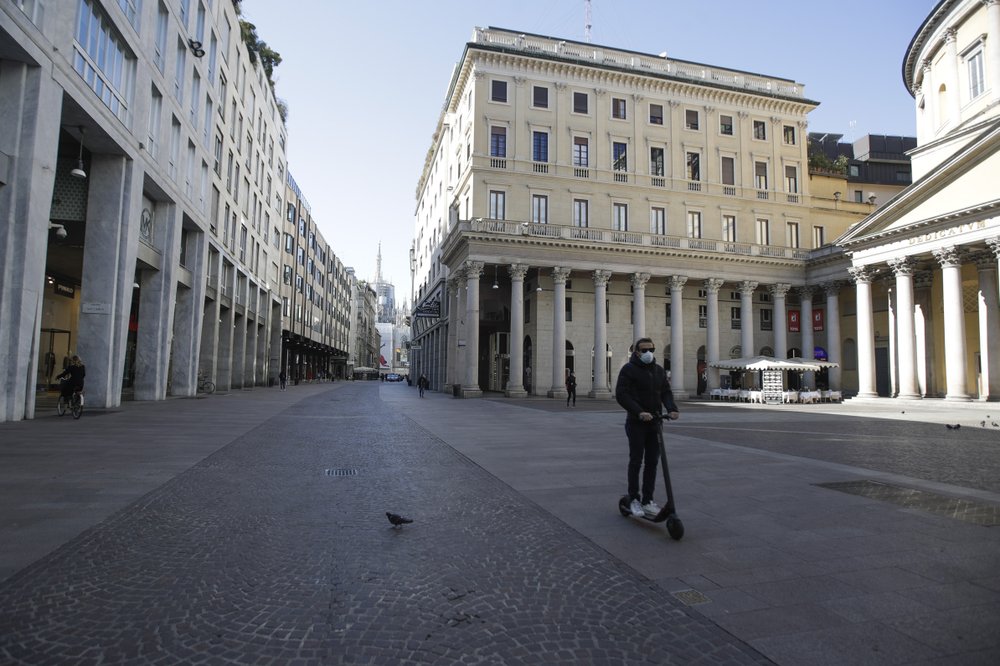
[417,373,429,398]
[278,371,287,391]
[615,338,680,518]
[565,370,577,407]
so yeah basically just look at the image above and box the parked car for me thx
[385,373,403,382]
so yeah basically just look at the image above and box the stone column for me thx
[591,270,613,398]
[987,1,1000,100]
[445,273,462,388]
[463,261,484,397]
[770,283,791,359]
[934,246,970,400]
[506,263,528,397]
[798,286,815,388]
[704,278,724,391]
[739,280,758,357]
[216,267,235,391]
[548,267,571,398]
[668,276,688,397]
[849,266,878,398]
[888,257,920,399]
[976,243,1000,400]
[914,271,934,396]
[631,272,650,341]
[822,282,843,391]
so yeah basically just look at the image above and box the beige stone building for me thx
[411,27,879,400]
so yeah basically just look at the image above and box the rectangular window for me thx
[525,298,531,324]
[489,190,506,219]
[719,114,733,135]
[650,207,665,235]
[612,202,628,231]
[687,211,702,238]
[760,308,772,331]
[813,225,825,248]
[190,72,201,125]
[786,221,800,248]
[686,152,700,180]
[573,91,588,114]
[490,126,506,157]
[491,79,507,102]
[532,131,548,162]
[753,120,767,140]
[968,49,985,99]
[154,2,168,72]
[698,304,707,328]
[565,298,573,323]
[168,116,181,179]
[573,136,589,167]
[785,165,798,193]
[210,185,220,234]
[731,306,742,330]
[612,97,626,119]
[147,86,162,158]
[665,302,671,326]
[722,214,737,242]
[650,147,665,176]
[532,194,548,224]
[756,218,770,245]
[207,32,217,82]
[649,103,663,125]
[74,0,137,123]
[783,125,796,144]
[754,161,768,190]
[685,109,699,130]
[573,199,589,227]
[213,132,222,174]
[532,85,548,108]
[175,38,186,103]
[721,156,735,185]
[612,142,627,171]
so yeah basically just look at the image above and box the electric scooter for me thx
[617,414,684,540]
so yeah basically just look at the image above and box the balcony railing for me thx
[466,218,813,261]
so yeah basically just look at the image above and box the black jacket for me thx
[57,364,86,387]
[615,355,678,423]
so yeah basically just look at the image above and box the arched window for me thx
[730,345,742,359]
[937,84,948,128]
[759,346,774,357]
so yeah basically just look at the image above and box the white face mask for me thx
[639,351,655,364]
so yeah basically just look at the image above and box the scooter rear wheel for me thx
[617,496,631,517]
[665,515,684,540]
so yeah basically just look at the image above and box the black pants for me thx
[625,420,660,504]
[566,387,576,406]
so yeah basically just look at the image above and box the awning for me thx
[785,356,840,369]
[709,356,823,371]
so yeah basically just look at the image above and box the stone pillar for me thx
[704,278,724,391]
[463,261,484,397]
[738,280,758,356]
[976,243,1000,400]
[231,290,248,389]
[172,230,208,396]
[591,269,613,398]
[548,267,571,398]
[987,1,1000,101]
[914,271,934,397]
[506,263,528,397]
[200,256,221,383]
[668,276,688,397]
[770,283,791,359]
[888,258,920,399]
[934,246,970,400]
[77,154,142,409]
[822,282,843,391]
[631,272,650,342]
[799,286,815,387]
[849,266,878,398]
[268,298,281,385]
[445,273,462,388]
[216,267,235,391]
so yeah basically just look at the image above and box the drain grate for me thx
[672,589,711,606]
[325,468,359,477]
[817,480,1000,526]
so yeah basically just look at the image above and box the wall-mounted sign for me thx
[414,300,441,318]
[53,282,75,298]
[788,309,800,332]
[81,302,111,314]
[813,309,824,332]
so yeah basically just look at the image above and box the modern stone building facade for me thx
[0,0,372,422]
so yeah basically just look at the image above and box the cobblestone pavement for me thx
[0,384,770,665]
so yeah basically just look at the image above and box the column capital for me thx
[768,282,791,298]
[554,81,568,91]
[944,27,958,43]
[819,280,844,296]
[551,266,572,284]
[630,272,651,289]
[888,257,917,276]
[986,236,1000,258]
[464,260,484,279]
[668,275,688,291]
[508,263,529,281]
[592,269,613,288]
[914,270,934,289]
[932,246,964,268]
[972,251,998,271]
[703,277,725,294]
[738,280,758,297]
[797,285,816,300]
[848,265,876,284]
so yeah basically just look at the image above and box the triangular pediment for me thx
[838,118,1000,248]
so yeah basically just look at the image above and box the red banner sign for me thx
[813,309,824,332]
[788,309,800,332]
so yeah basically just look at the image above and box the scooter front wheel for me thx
[665,515,684,540]
[618,496,631,517]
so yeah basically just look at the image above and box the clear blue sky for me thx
[240,0,940,295]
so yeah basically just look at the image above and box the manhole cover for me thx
[672,589,711,606]
[325,468,358,477]
[817,480,1000,526]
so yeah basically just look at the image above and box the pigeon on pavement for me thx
[945,424,961,430]
[386,512,413,528]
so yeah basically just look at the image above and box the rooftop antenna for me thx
[584,0,592,43]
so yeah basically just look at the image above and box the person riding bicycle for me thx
[615,338,679,518]
[56,355,86,400]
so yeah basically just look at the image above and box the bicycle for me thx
[57,388,84,419]
[197,374,216,394]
